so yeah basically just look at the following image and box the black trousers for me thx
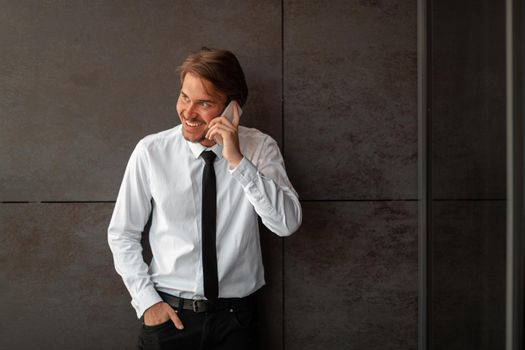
[137,296,257,350]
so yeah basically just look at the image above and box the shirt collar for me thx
[186,139,223,160]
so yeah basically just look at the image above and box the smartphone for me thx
[222,100,243,122]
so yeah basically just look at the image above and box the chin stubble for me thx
[183,128,208,144]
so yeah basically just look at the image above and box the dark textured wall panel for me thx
[284,202,418,350]
[283,0,417,200]
[431,0,506,199]
[431,201,506,349]
[0,0,282,201]
[0,203,136,349]
[1,1,423,349]
[429,1,507,347]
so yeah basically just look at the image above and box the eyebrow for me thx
[180,90,216,104]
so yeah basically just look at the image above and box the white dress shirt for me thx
[108,125,302,318]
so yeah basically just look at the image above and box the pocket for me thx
[230,307,255,329]
[139,318,177,347]
[142,319,172,331]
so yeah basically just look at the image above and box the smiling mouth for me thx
[184,119,205,128]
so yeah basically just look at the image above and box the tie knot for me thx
[201,151,216,164]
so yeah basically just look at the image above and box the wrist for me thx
[228,154,243,169]
[144,301,162,314]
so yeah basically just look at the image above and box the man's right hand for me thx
[143,301,184,330]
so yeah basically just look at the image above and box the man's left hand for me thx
[206,103,243,168]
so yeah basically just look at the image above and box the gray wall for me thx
[0,1,417,349]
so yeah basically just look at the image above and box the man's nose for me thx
[186,103,197,116]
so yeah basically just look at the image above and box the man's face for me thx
[176,73,227,147]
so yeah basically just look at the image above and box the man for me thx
[108,47,302,349]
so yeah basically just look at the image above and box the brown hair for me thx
[178,47,248,107]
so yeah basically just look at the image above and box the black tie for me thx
[201,151,218,300]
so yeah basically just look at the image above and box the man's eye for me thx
[200,102,210,108]
[180,95,190,102]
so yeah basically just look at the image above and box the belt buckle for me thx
[192,300,201,312]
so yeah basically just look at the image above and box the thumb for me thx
[169,309,184,330]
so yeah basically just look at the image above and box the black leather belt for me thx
[158,291,254,313]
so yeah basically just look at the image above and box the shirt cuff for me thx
[228,156,258,187]
[134,285,163,318]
